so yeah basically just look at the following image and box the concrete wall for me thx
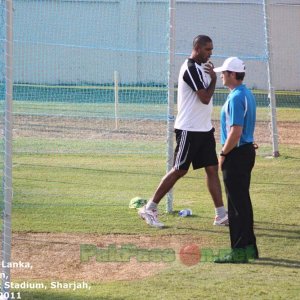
[268,2,300,89]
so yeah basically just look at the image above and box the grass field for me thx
[1,107,299,299]
[5,146,300,299]
[11,100,300,122]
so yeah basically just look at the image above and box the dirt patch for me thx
[277,121,300,145]
[9,232,209,282]
[11,115,300,145]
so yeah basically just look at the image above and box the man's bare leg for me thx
[138,168,187,227]
[151,168,187,204]
[205,165,223,207]
[205,165,228,225]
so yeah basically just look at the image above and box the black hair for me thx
[193,35,212,48]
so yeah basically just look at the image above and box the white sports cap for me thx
[213,57,246,73]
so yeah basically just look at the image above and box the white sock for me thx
[146,201,158,211]
[215,206,227,219]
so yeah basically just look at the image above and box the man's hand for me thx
[196,60,217,105]
[204,60,217,81]
[218,155,225,170]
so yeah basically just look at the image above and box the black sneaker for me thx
[214,248,248,264]
[245,245,259,260]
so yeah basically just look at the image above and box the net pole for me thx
[2,0,13,295]
[263,0,279,157]
[114,71,119,130]
[166,0,176,213]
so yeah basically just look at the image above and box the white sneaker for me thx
[138,206,164,228]
[213,214,229,226]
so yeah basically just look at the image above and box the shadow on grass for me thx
[255,220,300,227]
[255,226,300,233]
[256,257,300,269]
[16,162,164,178]
[254,223,300,240]
[278,155,300,160]
[164,210,197,218]
[256,233,299,240]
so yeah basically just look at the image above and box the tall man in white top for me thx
[138,35,228,228]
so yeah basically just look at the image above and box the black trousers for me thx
[222,144,258,254]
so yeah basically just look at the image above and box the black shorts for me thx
[173,128,218,170]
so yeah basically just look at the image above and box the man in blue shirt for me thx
[213,57,258,263]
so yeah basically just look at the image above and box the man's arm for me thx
[196,76,216,105]
[219,125,243,168]
[222,125,243,154]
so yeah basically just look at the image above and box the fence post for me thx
[263,0,280,157]
[166,0,176,213]
[2,0,14,295]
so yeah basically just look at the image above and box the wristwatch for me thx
[219,151,227,157]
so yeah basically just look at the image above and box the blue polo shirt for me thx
[220,84,256,146]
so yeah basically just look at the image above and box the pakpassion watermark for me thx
[80,243,255,266]
[80,244,176,263]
